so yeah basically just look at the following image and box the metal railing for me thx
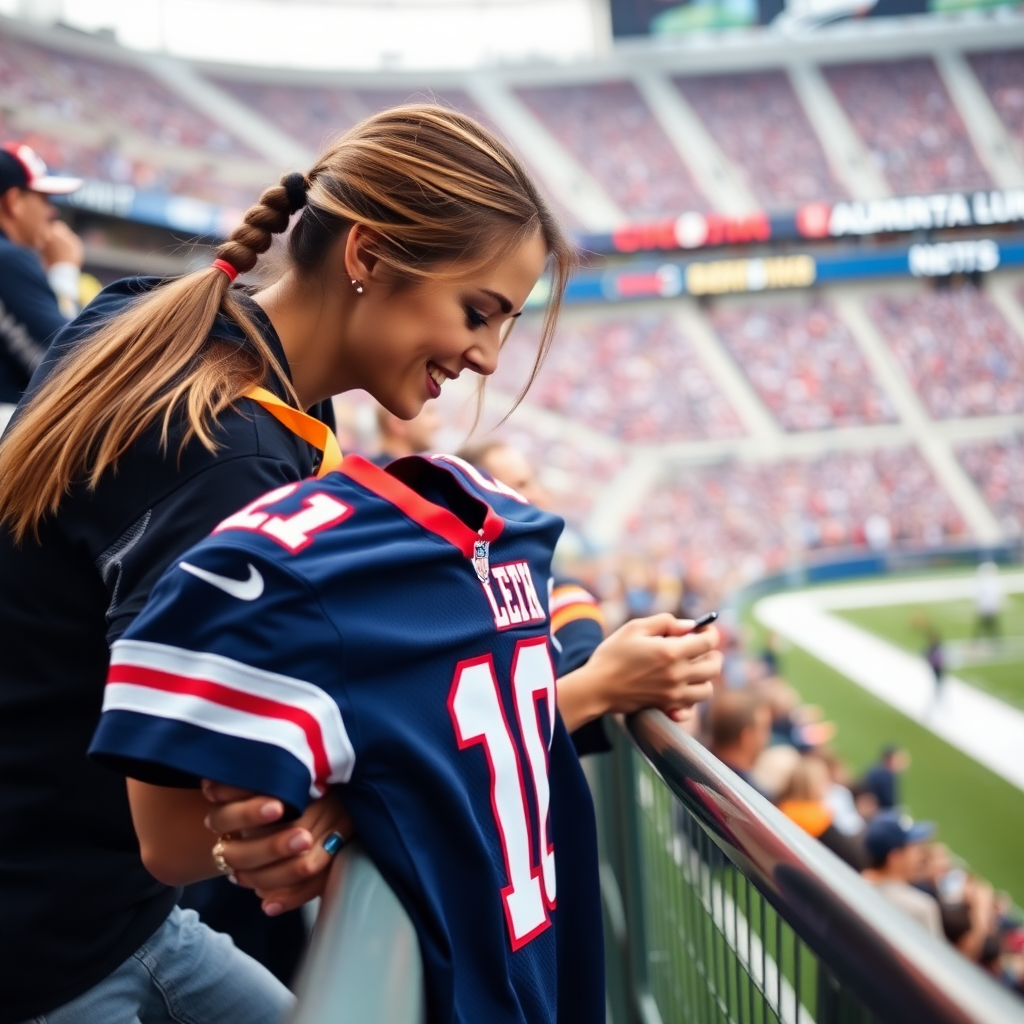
[290,712,1023,1024]
[290,843,424,1024]
[597,709,1024,1024]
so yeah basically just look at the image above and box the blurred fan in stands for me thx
[0,142,83,434]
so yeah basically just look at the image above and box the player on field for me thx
[91,452,606,1023]
[0,106,573,1024]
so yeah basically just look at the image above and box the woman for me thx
[0,104,574,1024]
[0,102,719,1023]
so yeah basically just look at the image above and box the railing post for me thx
[609,725,663,1024]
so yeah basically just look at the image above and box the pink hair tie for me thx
[211,258,239,282]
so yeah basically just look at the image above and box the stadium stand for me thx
[0,33,253,156]
[207,78,491,153]
[495,313,745,444]
[966,50,1024,154]
[514,81,710,217]
[867,286,1024,419]
[709,300,898,431]
[957,434,1024,535]
[629,449,966,582]
[674,70,848,208]
[823,59,992,195]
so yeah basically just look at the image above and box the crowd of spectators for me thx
[823,59,991,195]
[957,434,1024,538]
[624,448,965,586]
[967,51,1024,153]
[514,81,710,218]
[494,313,745,444]
[683,678,1024,994]
[0,32,252,156]
[867,285,1024,419]
[209,79,491,152]
[709,300,898,431]
[674,71,847,209]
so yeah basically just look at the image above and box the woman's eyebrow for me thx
[481,289,513,313]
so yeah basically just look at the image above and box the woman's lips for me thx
[426,365,441,399]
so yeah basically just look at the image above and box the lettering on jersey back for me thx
[215,485,352,553]
[481,561,547,631]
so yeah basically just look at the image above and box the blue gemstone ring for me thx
[322,831,347,857]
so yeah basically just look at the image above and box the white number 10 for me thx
[447,637,557,951]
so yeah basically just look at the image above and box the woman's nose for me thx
[464,334,500,377]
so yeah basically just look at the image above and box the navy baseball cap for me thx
[0,143,82,196]
[864,811,935,862]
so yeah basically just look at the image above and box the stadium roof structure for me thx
[6,0,609,71]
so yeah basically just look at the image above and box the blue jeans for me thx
[27,906,295,1024]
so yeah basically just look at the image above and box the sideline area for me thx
[754,572,1024,794]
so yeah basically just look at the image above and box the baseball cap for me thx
[864,811,935,862]
[0,143,82,196]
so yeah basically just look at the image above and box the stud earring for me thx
[351,279,364,295]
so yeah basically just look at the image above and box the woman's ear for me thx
[343,223,381,283]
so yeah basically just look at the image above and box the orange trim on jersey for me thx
[551,603,605,634]
[246,386,343,479]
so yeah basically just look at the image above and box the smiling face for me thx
[342,229,548,420]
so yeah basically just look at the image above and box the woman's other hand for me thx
[202,782,353,916]
[558,613,721,732]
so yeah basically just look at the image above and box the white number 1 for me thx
[447,637,557,951]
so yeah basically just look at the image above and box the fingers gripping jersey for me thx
[90,454,604,1024]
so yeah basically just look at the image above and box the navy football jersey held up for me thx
[90,454,604,1024]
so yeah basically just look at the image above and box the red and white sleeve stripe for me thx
[105,638,355,799]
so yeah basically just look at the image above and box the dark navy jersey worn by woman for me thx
[0,277,334,1023]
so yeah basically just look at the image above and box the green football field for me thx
[745,574,1024,908]
[836,593,1024,712]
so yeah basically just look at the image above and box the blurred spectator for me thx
[776,754,866,868]
[0,143,83,428]
[496,314,745,444]
[862,745,911,811]
[516,81,710,217]
[868,286,1024,420]
[862,812,943,938]
[710,300,897,431]
[824,59,991,194]
[820,748,868,839]
[369,402,442,466]
[915,844,1000,962]
[675,71,847,208]
[707,688,772,792]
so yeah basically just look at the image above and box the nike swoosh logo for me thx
[179,561,264,601]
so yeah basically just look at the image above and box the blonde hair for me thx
[0,104,575,542]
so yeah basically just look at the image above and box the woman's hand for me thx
[202,782,353,916]
[557,614,721,732]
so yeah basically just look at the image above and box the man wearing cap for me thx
[0,142,84,432]
[862,811,943,938]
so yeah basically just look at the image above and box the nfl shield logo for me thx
[473,539,490,582]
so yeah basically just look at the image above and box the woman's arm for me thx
[127,779,350,912]
[557,614,721,733]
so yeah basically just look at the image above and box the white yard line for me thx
[754,583,1024,794]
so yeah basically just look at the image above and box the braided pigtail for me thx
[0,171,310,542]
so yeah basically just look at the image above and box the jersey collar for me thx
[340,454,504,557]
